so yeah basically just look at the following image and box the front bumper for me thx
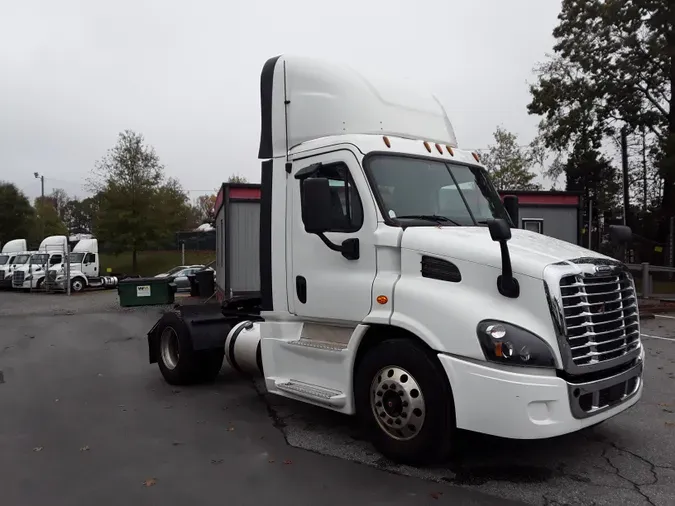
[438,350,643,439]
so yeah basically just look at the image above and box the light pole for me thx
[34,172,44,199]
[34,172,45,239]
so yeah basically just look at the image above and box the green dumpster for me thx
[117,277,177,307]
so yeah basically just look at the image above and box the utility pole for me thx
[621,127,630,226]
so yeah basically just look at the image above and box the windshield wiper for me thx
[395,215,461,226]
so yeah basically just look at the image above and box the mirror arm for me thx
[496,241,520,298]
[316,233,360,260]
[317,233,343,252]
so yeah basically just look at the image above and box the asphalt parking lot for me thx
[1,290,673,506]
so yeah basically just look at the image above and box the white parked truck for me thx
[12,236,67,290]
[147,55,643,465]
[48,238,118,292]
[0,239,29,289]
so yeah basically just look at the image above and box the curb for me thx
[639,313,656,320]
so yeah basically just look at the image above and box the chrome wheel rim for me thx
[72,280,83,292]
[160,327,180,370]
[370,366,426,441]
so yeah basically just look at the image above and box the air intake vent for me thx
[421,256,461,283]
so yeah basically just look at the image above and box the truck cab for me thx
[148,55,643,466]
[49,238,117,292]
[12,236,67,290]
[0,239,28,289]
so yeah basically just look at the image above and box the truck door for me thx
[82,253,98,278]
[288,150,377,322]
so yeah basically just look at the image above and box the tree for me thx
[479,126,542,190]
[0,182,35,246]
[65,196,98,234]
[89,130,194,272]
[154,177,199,233]
[528,0,675,233]
[228,174,248,183]
[193,193,217,224]
[32,197,68,240]
[50,188,69,223]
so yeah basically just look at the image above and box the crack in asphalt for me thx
[601,446,658,506]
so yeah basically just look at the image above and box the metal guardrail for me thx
[626,263,675,298]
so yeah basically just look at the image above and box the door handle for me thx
[296,276,307,304]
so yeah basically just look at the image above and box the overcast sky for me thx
[1,0,562,202]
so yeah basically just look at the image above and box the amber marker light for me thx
[376,295,388,305]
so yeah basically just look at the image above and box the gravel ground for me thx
[1,289,673,506]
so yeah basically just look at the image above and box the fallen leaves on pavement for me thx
[142,478,157,487]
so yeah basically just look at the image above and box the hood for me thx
[401,226,612,279]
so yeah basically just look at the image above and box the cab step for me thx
[275,379,346,407]
[286,338,347,352]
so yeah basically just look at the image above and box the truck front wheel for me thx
[71,278,85,293]
[355,339,456,466]
[155,313,224,385]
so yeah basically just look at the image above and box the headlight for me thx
[476,320,556,368]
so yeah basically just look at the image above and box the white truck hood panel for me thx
[401,227,612,279]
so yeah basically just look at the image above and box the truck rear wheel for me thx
[354,339,456,466]
[155,313,224,385]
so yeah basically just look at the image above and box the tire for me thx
[71,278,85,293]
[354,338,456,466]
[36,278,44,290]
[155,312,224,385]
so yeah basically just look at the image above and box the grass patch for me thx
[100,250,216,277]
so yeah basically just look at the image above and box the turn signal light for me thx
[376,295,388,305]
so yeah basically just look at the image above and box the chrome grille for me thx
[560,271,640,367]
[13,270,25,285]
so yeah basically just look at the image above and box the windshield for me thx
[13,254,29,264]
[166,266,185,275]
[70,253,85,263]
[30,254,49,265]
[366,155,510,226]
[0,255,8,265]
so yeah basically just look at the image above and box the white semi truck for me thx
[12,235,67,290]
[0,239,29,289]
[48,238,117,292]
[146,55,643,465]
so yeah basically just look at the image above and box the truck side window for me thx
[50,255,62,265]
[85,253,96,263]
[301,163,363,232]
